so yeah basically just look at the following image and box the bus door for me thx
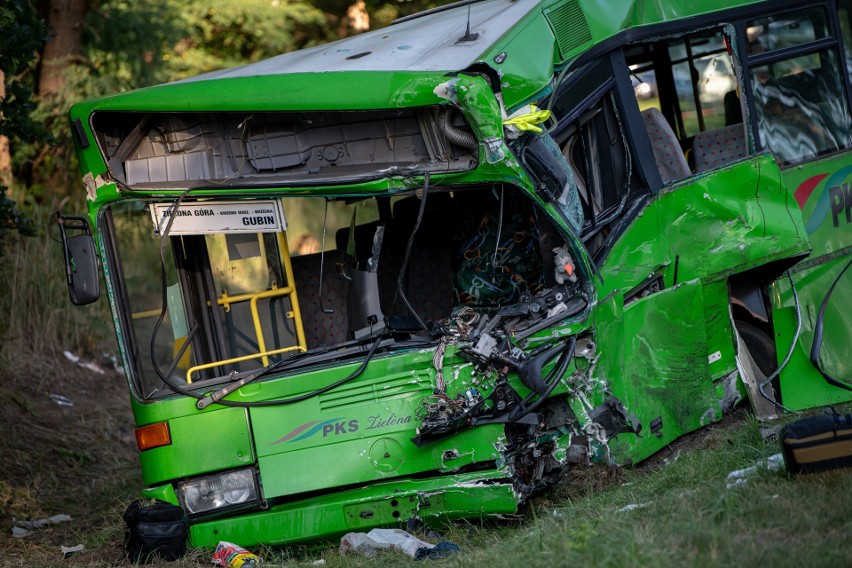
[545,53,726,463]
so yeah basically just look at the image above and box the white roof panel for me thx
[179,0,540,82]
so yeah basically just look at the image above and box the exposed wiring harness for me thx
[810,258,852,392]
[757,270,799,413]
[392,172,430,330]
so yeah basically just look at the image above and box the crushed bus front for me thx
[61,0,848,551]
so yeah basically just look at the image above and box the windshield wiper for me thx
[194,349,312,409]
[193,333,434,408]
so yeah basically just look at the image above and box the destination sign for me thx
[150,200,287,235]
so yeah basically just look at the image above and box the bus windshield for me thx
[106,187,587,398]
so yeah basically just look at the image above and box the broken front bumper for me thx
[187,470,519,549]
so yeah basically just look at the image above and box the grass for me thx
[298,410,852,568]
[4,405,847,568]
[0,201,113,371]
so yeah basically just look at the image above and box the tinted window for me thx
[747,6,852,164]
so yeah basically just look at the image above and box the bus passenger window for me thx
[625,28,748,175]
[836,0,852,83]
[747,6,852,164]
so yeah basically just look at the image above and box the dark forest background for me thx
[0,0,446,364]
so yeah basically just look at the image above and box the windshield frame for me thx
[99,184,592,402]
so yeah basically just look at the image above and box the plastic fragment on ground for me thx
[63,350,106,374]
[726,453,784,489]
[617,502,650,512]
[12,513,73,538]
[13,514,72,529]
[12,527,31,538]
[49,394,74,407]
[61,544,85,558]
[340,528,434,558]
[12,514,71,538]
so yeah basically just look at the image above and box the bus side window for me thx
[626,29,748,176]
[836,0,852,82]
[746,6,852,165]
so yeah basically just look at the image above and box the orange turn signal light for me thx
[135,421,171,452]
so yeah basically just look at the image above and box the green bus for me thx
[59,0,851,550]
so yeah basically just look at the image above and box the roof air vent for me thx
[544,1,593,62]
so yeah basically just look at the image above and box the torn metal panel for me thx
[434,74,507,164]
[734,327,779,421]
[81,172,111,201]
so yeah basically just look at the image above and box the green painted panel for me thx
[781,151,852,258]
[250,348,502,498]
[257,426,501,498]
[596,280,736,464]
[656,156,809,285]
[141,483,179,506]
[701,280,737,383]
[138,407,254,485]
[188,471,516,549]
[599,156,809,303]
[772,257,852,409]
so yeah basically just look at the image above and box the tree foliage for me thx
[2,0,452,214]
[0,2,46,250]
[0,3,48,143]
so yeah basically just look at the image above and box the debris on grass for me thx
[415,541,461,560]
[61,544,85,559]
[12,527,31,538]
[212,541,260,567]
[11,513,73,538]
[617,502,650,513]
[62,351,105,375]
[340,528,460,559]
[759,424,783,444]
[726,453,784,489]
[48,393,74,407]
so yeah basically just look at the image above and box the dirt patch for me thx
[0,350,140,565]
[637,407,751,471]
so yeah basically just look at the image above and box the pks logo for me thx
[794,165,852,233]
[271,418,359,445]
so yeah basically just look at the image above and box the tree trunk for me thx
[0,70,11,188]
[38,0,88,97]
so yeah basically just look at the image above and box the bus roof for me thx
[71,0,765,114]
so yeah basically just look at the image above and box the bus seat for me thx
[693,123,747,173]
[289,252,348,348]
[641,108,691,184]
[331,196,454,328]
[384,195,454,322]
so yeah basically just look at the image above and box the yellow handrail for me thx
[198,213,307,373]
[186,344,305,383]
[276,231,307,357]
[132,308,164,320]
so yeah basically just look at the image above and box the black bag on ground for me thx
[781,413,852,474]
[123,500,187,563]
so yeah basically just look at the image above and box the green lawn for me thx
[258,408,852,568]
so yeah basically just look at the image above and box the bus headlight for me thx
[179,468,259,516]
